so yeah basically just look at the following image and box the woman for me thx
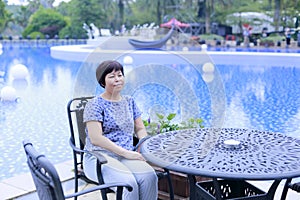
[83,60,158,199]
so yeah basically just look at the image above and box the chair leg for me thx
[187,175,197,200]
[101,189,108,200]
[266,179,281,199]
[116,187,124,200]
[281,178,292,200]
[74,176,78,200]
[96,160,108,200]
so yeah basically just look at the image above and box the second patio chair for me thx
[22,140,132,200]
[67,96,174,200]
[280,178,300,200]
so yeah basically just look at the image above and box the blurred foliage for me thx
[28,31,44,39]
[23,7,66,38]
[1,0,300,39]
[259,34,285,46]
[0,0,13,33]
[143,113,204,135]
[199,34,224,40]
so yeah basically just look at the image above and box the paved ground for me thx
[1,159,117,200]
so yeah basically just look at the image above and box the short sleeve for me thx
[83,98,104,123]
[130,97,142,120]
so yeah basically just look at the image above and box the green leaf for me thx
[143,120,149,127]
[156,113,164,119]
[167,113,176,121]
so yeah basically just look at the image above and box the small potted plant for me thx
[143,113,204,135]
[143,113,207,199]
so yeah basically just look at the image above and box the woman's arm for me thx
[87,120,145,160]
[134,117,148,139]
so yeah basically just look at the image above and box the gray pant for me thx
[83,153,158,200]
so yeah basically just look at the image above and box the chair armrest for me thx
[69,138,107,164]
[289,182,300,192]
[69,138,88,154]
[64,182,133,199]
[133,135,151,151]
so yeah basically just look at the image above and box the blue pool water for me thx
[0,45,300,181]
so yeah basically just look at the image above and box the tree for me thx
[0,0,13,33]
[4,0,41,36]
[27,0,41,13]
[23,7,67,38]
[14,5,32,30]
[118,0,124,31]
[65,0,110,38]
[126,0,158,27]
[40,0,55,8]
[273,0,281,31]
[205,0,213,34]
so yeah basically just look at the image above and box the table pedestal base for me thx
[197,180,265,199]
[188,175,281,200]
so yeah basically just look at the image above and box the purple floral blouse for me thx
[83,95,142,158]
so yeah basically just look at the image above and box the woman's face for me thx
[104,70,124,93]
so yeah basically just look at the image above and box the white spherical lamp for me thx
[0,86,17,101]
[202,62,215,73]
[182,46,189,51]
[123,56,133,65]
[10,64,29,79]
[201,44,208,51]
[12,79,28,90]
[202,73,214,83]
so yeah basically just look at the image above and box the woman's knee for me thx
[136,170,158,186]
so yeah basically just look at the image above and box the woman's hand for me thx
[123,150,146,161]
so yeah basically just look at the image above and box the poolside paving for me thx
[1,158,299,200]
[0,159,116,200]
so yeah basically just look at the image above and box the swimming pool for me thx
[0,44,300,181]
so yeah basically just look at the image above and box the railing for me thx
[0,38,87,48]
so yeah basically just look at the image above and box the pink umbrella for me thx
[160,18,190,28]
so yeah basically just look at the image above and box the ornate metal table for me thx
[140,128,300,200]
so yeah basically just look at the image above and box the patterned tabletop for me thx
[141,128,300,180]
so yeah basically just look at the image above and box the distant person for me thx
[297,31,300,47]
[243,26,252,47]
[83,60,158,200]
[121,24,126,35]
[285,27,291,47]
[262,27,268,38]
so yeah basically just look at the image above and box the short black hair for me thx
[96,60,124,88]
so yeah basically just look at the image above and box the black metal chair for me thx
[22,140,132,200]
[67,96,174,200]
[280,178,300,200]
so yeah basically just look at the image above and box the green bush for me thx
[29,31,44,39]
[259,34,285,46]
[23,7,67,39]
[59,24,88,39]
[22,25,34,38]
[199,34,224,41]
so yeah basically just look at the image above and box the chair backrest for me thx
[23,140,65,200]
[67,97,94,170]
